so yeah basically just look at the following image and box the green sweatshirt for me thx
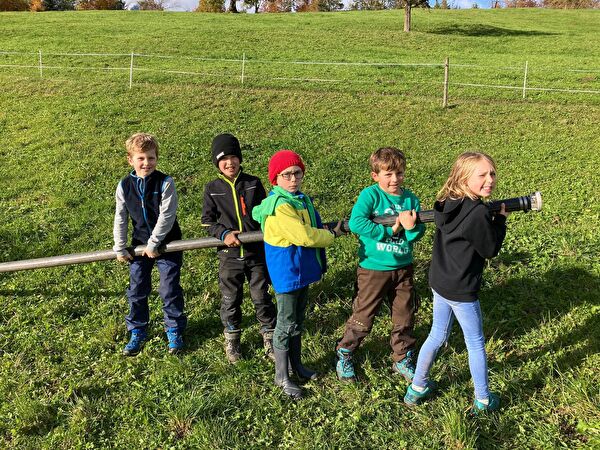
[348,184,425,271]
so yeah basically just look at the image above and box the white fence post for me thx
[38,50,43,78]
[129,52,134,89]
[522,60,528,99]
[241,52,246,85]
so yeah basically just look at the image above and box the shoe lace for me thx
[128,332,144,347]
[340,352,354,372]
[168,331,182,344]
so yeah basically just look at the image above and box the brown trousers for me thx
[337,265,418,362]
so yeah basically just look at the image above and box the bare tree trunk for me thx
[404,3,411,33]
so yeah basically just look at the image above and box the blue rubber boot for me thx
[123,328,147,356]
[336,348,356,382]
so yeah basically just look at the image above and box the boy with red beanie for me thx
[252,150,343,399]
[202,133,277,363]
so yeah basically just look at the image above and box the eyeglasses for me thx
[278,170,304,181]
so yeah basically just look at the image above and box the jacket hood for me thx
[252,186,305,229]
[434,197,481,233]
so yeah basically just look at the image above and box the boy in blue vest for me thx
[202,133,276,363]
[113,132,187,356]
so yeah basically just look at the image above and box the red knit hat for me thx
[268,150,305,185]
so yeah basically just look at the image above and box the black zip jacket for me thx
[429,197,507,301]
[201,170,266,258]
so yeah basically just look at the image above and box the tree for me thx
[138,0,166,8]
[440,0,448,7]
[296,0,342,11]
[504,0,538,6]
[76,0,124,8]
[542,0,599,6]
[242,0,260,12]
[227,0,237,12]
[43,0,76,8]
[260,0,292,11]
[0,0,29,10]
[389,0,429,33]
[351,0,385,9]
[195,0,223,11]
[30,0,45,10]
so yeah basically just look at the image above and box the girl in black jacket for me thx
[404,152,509,414]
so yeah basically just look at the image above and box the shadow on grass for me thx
[425,24,559,37]
[484,264,599,385]
[185,313,223,352]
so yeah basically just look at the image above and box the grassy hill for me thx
[0,9,598,449]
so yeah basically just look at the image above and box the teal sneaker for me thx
[472,392,501,415]
[166,327,184,354]
[404,380,437,406]
[392,349,416,382]
[336,348,356,382]
[123,328,147,356]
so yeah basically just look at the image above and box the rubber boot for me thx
[274,348,303,400]
[289,335,318,380]
[262,329,276,362]
[224,330,242,364]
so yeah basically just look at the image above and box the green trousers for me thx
[273,286,309,351]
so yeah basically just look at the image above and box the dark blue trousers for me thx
[126,251,187,332]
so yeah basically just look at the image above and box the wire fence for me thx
[1,49,600,104]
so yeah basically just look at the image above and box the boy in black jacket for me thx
[202,134,276,363]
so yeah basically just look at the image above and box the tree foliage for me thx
[42,0,75,9]
[504,0,539,6]
[542,0,599,7]
[0,0,29,10]
[351,0,385,9]
[195,0,223,11]
[242,0,260,11]
[76,0,124,8]
[138,0,165,9]
[295,0,341,10]
[260,0,292,11]
[504,0,599,6]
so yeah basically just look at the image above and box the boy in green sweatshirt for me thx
[335,147,425,383]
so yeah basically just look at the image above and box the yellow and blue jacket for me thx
[252,186,334,294]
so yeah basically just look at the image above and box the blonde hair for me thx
[126,133,159,157]
[437,152,497,202]
[370,147,406,173]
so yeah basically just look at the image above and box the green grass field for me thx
[0,9,599,449]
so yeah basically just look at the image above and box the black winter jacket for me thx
[201,171,266,258]
[429,197,507,301]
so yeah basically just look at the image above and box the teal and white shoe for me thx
[392,349,416,382]
[472,392,501,415]
[404,380,437,406]
[335,348,356,382]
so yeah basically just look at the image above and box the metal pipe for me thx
[0,192,541,274]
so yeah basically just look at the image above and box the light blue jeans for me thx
[412,290,489,400]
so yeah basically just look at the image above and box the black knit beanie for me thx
[211,133,242,167]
